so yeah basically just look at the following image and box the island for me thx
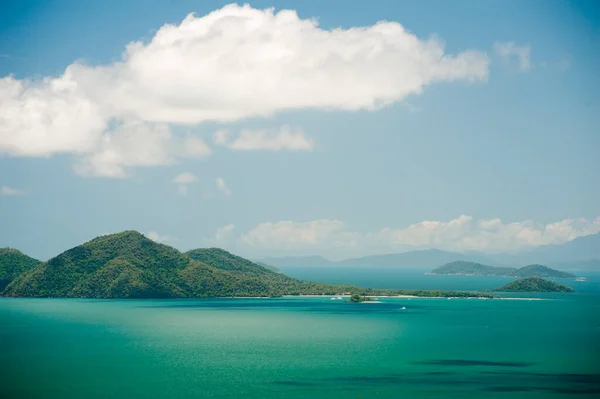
[0,231,492,299]
[348,294,376,303]
[429,261,576,278]
[494,277,574,292]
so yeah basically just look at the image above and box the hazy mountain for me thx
[547,259,600,271]
[253,255,334,268]
[260,233,600,270]
[337,249,500,269]
[489,233,600,266]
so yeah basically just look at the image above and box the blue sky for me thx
[0,0,599,260]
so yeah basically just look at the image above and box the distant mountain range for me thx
[488,233,600,266]
[257,233,600,270]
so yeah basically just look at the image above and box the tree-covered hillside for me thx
[494,277,574,292]
[430,261,516,276]
[509,264,575,278]
[0,248,42,293]
[4,232,282,298]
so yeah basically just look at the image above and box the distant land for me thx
[494,277,574,293]
[430,261,576,278]
[489,233,600,266]
[257,249,501,269]
[257,233,600,270]
[255,255,333,268]
[0,231,490,299]
[547,259,600,271]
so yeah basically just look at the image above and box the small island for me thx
[348,294,376,303]
[430,261,576,279]
[494,277,574,293]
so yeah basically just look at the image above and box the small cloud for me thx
[215,224,235,241]
[173,172,197,196]
[173,172,197,184]
[183,136,211,157]
[404,103,422,113]
[145,231,172,243]
[214,125,314,151]
[216,177,232,196]
[493,41,531,71]
[0,186,26,196]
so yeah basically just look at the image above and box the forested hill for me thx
[2,231,360,298]
[494,277,574,292]
[430,261,576,278]
[0,248,42,292]
[429,261,515,276]
[186,248,282,277]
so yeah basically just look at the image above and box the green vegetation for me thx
[2,231,494,299]
[0,248,42,293]
[509,264,575,278]
[430,261,515,276]
[430,261,575,278]
[494,277,574,292]
[349,294,374,302]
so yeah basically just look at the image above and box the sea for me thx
[1,269,599,399]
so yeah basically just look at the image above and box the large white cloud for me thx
[0,4,489,176]
[240,215,600,255]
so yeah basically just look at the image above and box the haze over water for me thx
[2,272,599,399]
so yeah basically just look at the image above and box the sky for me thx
[0,0,599,260]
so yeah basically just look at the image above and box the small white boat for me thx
[401,306,406,310]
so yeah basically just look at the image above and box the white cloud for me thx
[202,224,236,248]
[215,224,235,241]
[145,231,172,243]
[239,215,600,255]
[493,41,531,71]
[216,177,232,196]
[0,185,26,196]
[73,121,176,177]
[173,171,198,196]
[214,125,314,151]
[183,136,211,157]
[0,4,489,176]
[241,219,356,250]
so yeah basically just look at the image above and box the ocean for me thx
[1,270,599,398]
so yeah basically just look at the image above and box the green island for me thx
[349,294,375,303]
[494,277,574,292]
[430,261,576,278]
[0,231,492,299]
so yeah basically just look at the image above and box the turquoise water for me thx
[1,273,599,398]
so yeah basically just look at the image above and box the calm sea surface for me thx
[1,271,599,398]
